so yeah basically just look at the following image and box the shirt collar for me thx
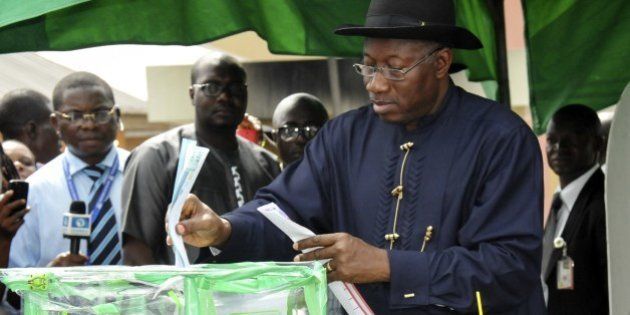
[558,164,600,211]
[64,146,120,176]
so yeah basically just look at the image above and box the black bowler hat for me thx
[334,0,483,50]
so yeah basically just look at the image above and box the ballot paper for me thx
[167,139,209,267]
[257,203,375,315]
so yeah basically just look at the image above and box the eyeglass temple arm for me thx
[55,107,117,121]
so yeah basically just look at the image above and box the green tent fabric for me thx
[454,0,497,83]
[0,0,368,56]
[454,0,499,100]
[524,0,630,134]
[0,0,497,83]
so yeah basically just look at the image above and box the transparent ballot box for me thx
[0,262,326,315]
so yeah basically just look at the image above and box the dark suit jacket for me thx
[545,169,608,315]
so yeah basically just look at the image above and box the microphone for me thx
[62,201,90,255]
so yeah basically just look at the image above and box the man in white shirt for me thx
[10,72,128,268]
[542,104,608,314]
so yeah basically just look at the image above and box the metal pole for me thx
[487,0,511,107]
[327,58,343,116]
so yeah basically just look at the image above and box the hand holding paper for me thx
[166,139,209,267]
[257,203,375,315]
[173,194,231,248]
[292,233,390,284]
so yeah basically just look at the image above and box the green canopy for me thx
[0,0,498,82]
[0,0,372,55]
[4,0,627,133]
[3,0,627,131]
[523,0,630,133]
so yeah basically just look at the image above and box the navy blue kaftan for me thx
[216,85,546,314]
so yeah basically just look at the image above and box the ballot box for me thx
[0,262,326,315]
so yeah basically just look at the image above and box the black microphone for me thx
[62,201,90,255]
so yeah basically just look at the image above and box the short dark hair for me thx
[190,54,247,85]
[0,89,52,139]
[52,72,115,110]
[551,104,601,137]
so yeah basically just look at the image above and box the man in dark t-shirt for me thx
[121,55,280,265]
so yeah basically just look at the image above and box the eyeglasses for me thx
[276,125,321,142]
[54,107,117,125]
[353,46,444,81]
[191,82,247,97]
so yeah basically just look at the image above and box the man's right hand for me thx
[48,252,88,267]
[166,194,232,248]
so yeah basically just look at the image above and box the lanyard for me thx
[63,154,119,224]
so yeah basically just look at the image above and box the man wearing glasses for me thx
[173,0,544,313]
[10,72,130,268]
[271,93,329,167]
[121,54,281,265]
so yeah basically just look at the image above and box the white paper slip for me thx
[257,203,375,315]
[172,139,195,197]
[167,139,209,267]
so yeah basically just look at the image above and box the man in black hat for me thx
[172,0,545,313]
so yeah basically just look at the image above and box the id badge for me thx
[557,256,574,290]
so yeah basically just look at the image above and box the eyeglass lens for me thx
[63,109,114,124]
[353,64,405,80]
[353,46,442,81]
[279,126,320,141]
[200,82,246,96]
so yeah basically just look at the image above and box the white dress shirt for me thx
[543,164,599,304]
[554,164,600,239]
[9,147,129,267]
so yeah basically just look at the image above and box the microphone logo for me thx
[75,217,88,228]
[62,216,90,236]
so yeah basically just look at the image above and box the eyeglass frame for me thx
[53,106,118,125]
[273,124,321,142]
[191,82,248,97]
[353,46,444,81]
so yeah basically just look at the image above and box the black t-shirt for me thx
[121,124,281,264]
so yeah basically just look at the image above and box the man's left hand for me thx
[0,191,28,242]
[293,232,390,283]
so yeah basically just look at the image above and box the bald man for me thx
[122,54,281,265]
[272,93,329,166]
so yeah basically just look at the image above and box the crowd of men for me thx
[0,0,613,313]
